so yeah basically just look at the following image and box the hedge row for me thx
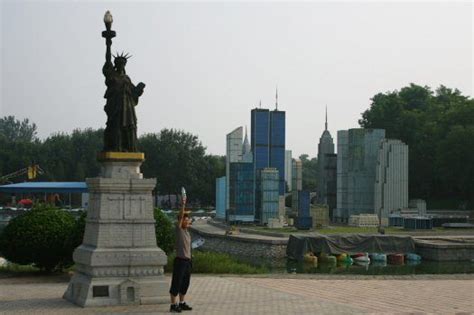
[0,206,174,272]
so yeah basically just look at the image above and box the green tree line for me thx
[359,84,473,208]
[0,116,224,206]
[299,154,318,192]
[2,83,472,208]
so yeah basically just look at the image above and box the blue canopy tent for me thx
[0,182,88,208]
[0,182,87,193]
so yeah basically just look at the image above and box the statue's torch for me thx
[102,11,116,43]
[102,11,116,63]
[103,10,113,30]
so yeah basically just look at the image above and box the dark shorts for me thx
[169,257,192,296]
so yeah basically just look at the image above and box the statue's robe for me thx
[102,61,142,152]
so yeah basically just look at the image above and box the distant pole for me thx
[275,87,278,110]
[378,188,384,234]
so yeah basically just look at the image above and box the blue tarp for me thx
[0,182,87,193]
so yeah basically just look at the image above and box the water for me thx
[236,256,474,275]
[283,260,474,275]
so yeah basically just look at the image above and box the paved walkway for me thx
[1,275,473,314]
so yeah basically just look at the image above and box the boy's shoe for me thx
[170,304,182,313]
[179,302,193,311]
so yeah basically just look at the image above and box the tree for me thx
[139,129,208,205]
[359,83,474,207]
[0,119,220,206]
[0,138,40,179]
[70,129,102,180]
[299,154,318,191]
[39,133,74,181]
[39,129,102,181]
[0,116,40,178]
[194,155,225,206]
[0,116,38,143]
[435,126,474,205]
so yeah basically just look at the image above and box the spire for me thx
[325,105,328,131]
[242,126,250,154]
[275,87,279,110]
[259,100,262,108]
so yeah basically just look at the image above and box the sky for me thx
[1,1,472,158]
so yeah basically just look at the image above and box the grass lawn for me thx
[247,226,297,234]
[165,251,268,274]
[1,251,269,277]
[0,263,42,276]
[0,262,76,276]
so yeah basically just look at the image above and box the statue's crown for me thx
[113,51,132,62]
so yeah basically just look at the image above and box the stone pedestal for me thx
[64,153,168,307]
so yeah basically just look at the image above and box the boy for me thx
[169,206,193,313]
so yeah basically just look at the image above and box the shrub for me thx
[64,210,87,263]
[0,206,76,271]
[154,208,175,255]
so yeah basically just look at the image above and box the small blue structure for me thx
[295,191,312,230]
[215,177,226,220]
[389,215,404,227]
[296,216,312,230]
[298,191,310,217]
[0,182,88,209]
[403,217,433,230]
[228,162,255,222]
[259,167,279,224]
[0,182,87,193]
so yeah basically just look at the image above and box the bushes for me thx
[0,205,82,271]
[0,205,270,275]
[64,210,87,258]
[154,208,175,255]
[0,207,175,272]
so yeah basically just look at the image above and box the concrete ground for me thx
[1,274,473,314]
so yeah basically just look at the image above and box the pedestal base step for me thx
[63,272,169,307]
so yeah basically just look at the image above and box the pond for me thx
[284,260,474,275]
[236,256,474,275]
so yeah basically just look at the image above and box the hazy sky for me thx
[1,1,472,157]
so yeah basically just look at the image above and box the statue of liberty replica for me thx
[64,11,168,307]
[102,11,145,152]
